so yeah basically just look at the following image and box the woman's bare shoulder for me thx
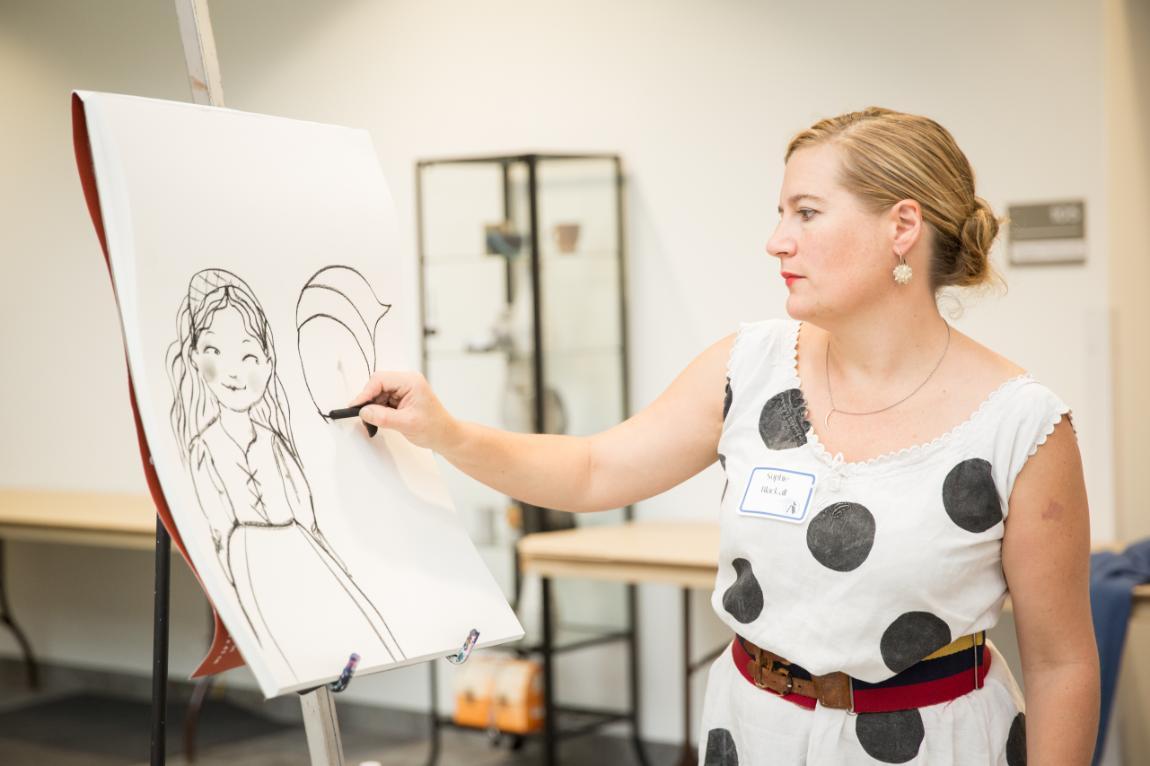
[951,328,1029,384]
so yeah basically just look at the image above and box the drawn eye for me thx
[203,345,220,355]
[242,353,261,364]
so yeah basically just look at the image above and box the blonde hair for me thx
[786,107,1004,293]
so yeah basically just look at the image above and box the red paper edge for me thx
[71,93,244,677]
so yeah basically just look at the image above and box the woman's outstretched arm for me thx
[354,333,734,513]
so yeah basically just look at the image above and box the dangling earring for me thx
[892,250,913,285]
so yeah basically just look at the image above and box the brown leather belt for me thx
[735,631,989,713]
[740,639,855,709]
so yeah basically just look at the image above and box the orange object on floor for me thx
[452,655,544,734]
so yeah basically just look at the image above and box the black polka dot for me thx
[942,458,1002,533]
[759,388,810,450]
[722,558,764,624]
[806,501,876,571]
[855,709,925,763]
[880,612,952,673]
[723,379,733,420]
[1006,712,1026,766]
[718,454,729,503]
[703,727,738,766]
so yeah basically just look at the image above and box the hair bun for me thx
[956,198,1000,284]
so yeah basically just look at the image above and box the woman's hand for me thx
[350,371,459,451]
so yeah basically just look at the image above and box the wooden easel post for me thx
[301,685,346,766]
[174,0,224,108]
[167,2,346,764]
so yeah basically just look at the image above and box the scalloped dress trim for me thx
[725,320,760,381]
[787,319,1034,473]
[1027,407,1075,459]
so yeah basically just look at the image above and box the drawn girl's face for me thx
[192,305,272,413]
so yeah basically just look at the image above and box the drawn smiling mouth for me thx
[222,382,246,392]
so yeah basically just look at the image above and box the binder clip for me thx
[329,652,360,692]
[297,652,360,696]
[446,629,480,665]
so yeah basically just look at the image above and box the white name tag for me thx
[738,466,816,524]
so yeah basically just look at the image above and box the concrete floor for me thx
[0,663,681,766]
[0,723,670,766]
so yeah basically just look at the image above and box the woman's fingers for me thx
[350,370,414,407]
[359,402,399,427]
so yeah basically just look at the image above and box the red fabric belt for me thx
[730,637,991,713]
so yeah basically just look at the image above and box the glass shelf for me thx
[417,152,628,631]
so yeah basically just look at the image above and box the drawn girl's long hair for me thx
[167,269,299,463]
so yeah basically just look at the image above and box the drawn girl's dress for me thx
[188,416,403,681]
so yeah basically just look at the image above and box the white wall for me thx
[1104,0,1150,760]
[0,0,1117,747]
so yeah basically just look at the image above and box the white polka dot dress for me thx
[701,318,1074,765]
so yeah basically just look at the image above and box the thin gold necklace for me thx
[823,322,951,429]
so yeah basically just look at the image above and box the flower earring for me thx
[892,250,913,285]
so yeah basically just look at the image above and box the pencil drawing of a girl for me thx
[167,269,404,680]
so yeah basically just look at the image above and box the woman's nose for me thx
[766,228,794,259]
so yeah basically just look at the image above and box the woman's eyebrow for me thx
[777,193,828,213]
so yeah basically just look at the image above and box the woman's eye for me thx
[798,208,817,221]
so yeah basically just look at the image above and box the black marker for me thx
[328,404,378,437]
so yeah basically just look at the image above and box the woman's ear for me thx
[891,199,923,254]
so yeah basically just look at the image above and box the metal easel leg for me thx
[541,576,557,766]
[627,582,650,766]
[183,675,214,763]
[677,588,696,766]
[151,519,172,766]
[183,601,217,763]
[0,539,39,688]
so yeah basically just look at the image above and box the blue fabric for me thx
[1089,538,1150,765]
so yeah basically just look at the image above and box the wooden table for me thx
[518,521,720,589]
[518,520,1149,766]
[0,488,214,761]
[0,488,158,686]
[518,521,722,766]
[0,488,157,550]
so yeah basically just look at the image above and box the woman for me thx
[353,108,1098,764]
[168,268,404,682]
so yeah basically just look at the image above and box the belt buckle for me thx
[754,657,794,696]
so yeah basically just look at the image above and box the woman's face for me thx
[766,143,893,320]
[192,305,272,413]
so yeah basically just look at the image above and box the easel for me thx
[138,6,481,765]
[146,2,340,764]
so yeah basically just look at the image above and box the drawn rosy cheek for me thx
[248,366,270,392]
[199,358,217,383]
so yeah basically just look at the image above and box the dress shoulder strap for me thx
[725,317,794,388]
[985,377,1075,506]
